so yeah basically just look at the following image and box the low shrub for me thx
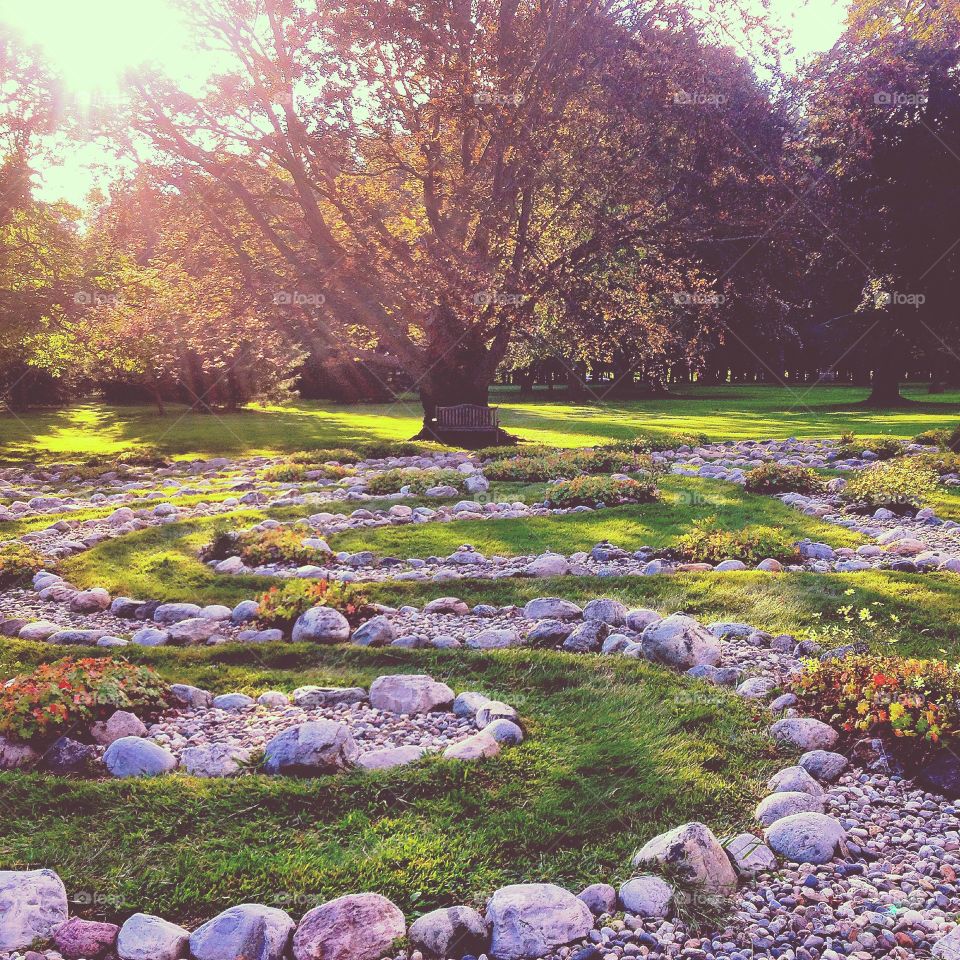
[913,451,960,476]
[261,463,355,482]
[477,443,555,462]
[288,447,362,464]
[356,440,457,459]
[544,475,659,508]
[913,428,951,448]
[203,527,330,567]
[603,431,709,454]
[0,658,170,744]
[673,517,799,564]
[841,459,939,511]
[364,467,466,495]
[256,579,373,631]
[835,434,904,460]
[950,423,960,453]
[744,463,826,495]
[794,653,960,761]
[485,449,653,482]
[0,543,46,589]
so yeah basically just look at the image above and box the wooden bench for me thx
[436,404,500,436]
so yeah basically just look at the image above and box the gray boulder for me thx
[189,904,295,960]
[476,701,520,728]
[292,686,368,708]
[167,617,218,645]
[103,737,177,778]
[292,606,351,643]
[0,736,39,770]
[769,717,838,751]
[632,822,737,894]
[292,893,405,960]
[618,875,673,918]
[524,554,571,577]
[263,721,358,775]
[525,620,574,647]
[724,833,777,877]
[117,914,189,960]
[467,628,523,649]
[764,812,846,864]
[640,615,721,669]
[767,765,824,797]
[408,906,489,959]
[625,609,661,632]
[355,745,427,771]
[583,598,627,626]
[577,883,617,916]
[212,693,255,712]
[799,749,849,782]
[369,674,454,715]
[91,709,147,746]
[351,616,395,647]
[486,883,594,960]
[522,598,583,620]
[0,869,68,951]
[153,602,202,624]
[131,627,170,647]
[181,743,251,778]
[452,691,491,718]
[562,620,608,653]
[170,684,213,709]
[755,791,825,826]
[484,719,524,744]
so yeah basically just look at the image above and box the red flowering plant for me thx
[256,578,374,632]
[793,653,960,764]
[0,658,171,745]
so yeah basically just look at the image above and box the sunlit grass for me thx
[1,384,957,463]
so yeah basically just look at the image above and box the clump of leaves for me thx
[835,433,904,460]
[744,463,826,495]
[841,459,939,512]
[674,517,798,564]
[477,443,555,461]
[794,652,960,764]
[364,467,466,495]
[356,440,457,459]
[949,424,960,453]
[913,451,960,476]
[544,475,659,508]
[486,449,653,482]
[203,527,330,567]
[256,579,373,631]
[261,463,354,482]
[603,431,709,454]
[0,543,47,589]
[0,658,170,744]
[913,428,951,448]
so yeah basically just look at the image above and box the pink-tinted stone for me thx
[54,917,120,959]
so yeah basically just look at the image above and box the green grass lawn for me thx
[0,644,780,926]
[52,476,862,609]
[1,384,957,463]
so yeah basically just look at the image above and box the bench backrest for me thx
[436,404,500,430]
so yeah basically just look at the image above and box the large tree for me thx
[124,0,786,430]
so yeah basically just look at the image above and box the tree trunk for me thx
[517,366,536,397]
[865,315,906,406]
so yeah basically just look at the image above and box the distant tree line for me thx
[2,0,958,424]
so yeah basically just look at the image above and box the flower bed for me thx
[744,463,826,495]
[0,658,170,744]
[544,475,659,508]
[793,652,960,764]
[256,579,374,631]
[841,459,939,512]
[673,518,799,564]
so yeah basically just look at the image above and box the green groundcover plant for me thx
[673,517,798,564]
[744,463,826,495]
[544,475,659,508]
[0,543,47,589]
[486,449,654,482]
[203,527,330,567]
[364,467,466,495]
[260,462,355,482]
[794,653,960,763]
[256,579,374,631]
[841,459,939,511]
[0,658,170,744]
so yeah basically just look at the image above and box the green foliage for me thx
[364,468,466,495]
[260,463,354,482]
[0,657,169,744]
[794,653,960,762]
[674,517,798,563]
[836,434,904,460]
[744,463,826,495]
[950,424,960,453]
[0,543,46,589]
[256,579,373,631]
[842,459,939,511]
[912,451,960,476]
[288,447,364,464]
[913,428,952,448]
[476,443,557,461]
[485,449,653,482]
[603,431,710,453]
[544,475,659,508]
[202,527,330,567]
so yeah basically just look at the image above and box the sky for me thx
[2,0,848,206]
